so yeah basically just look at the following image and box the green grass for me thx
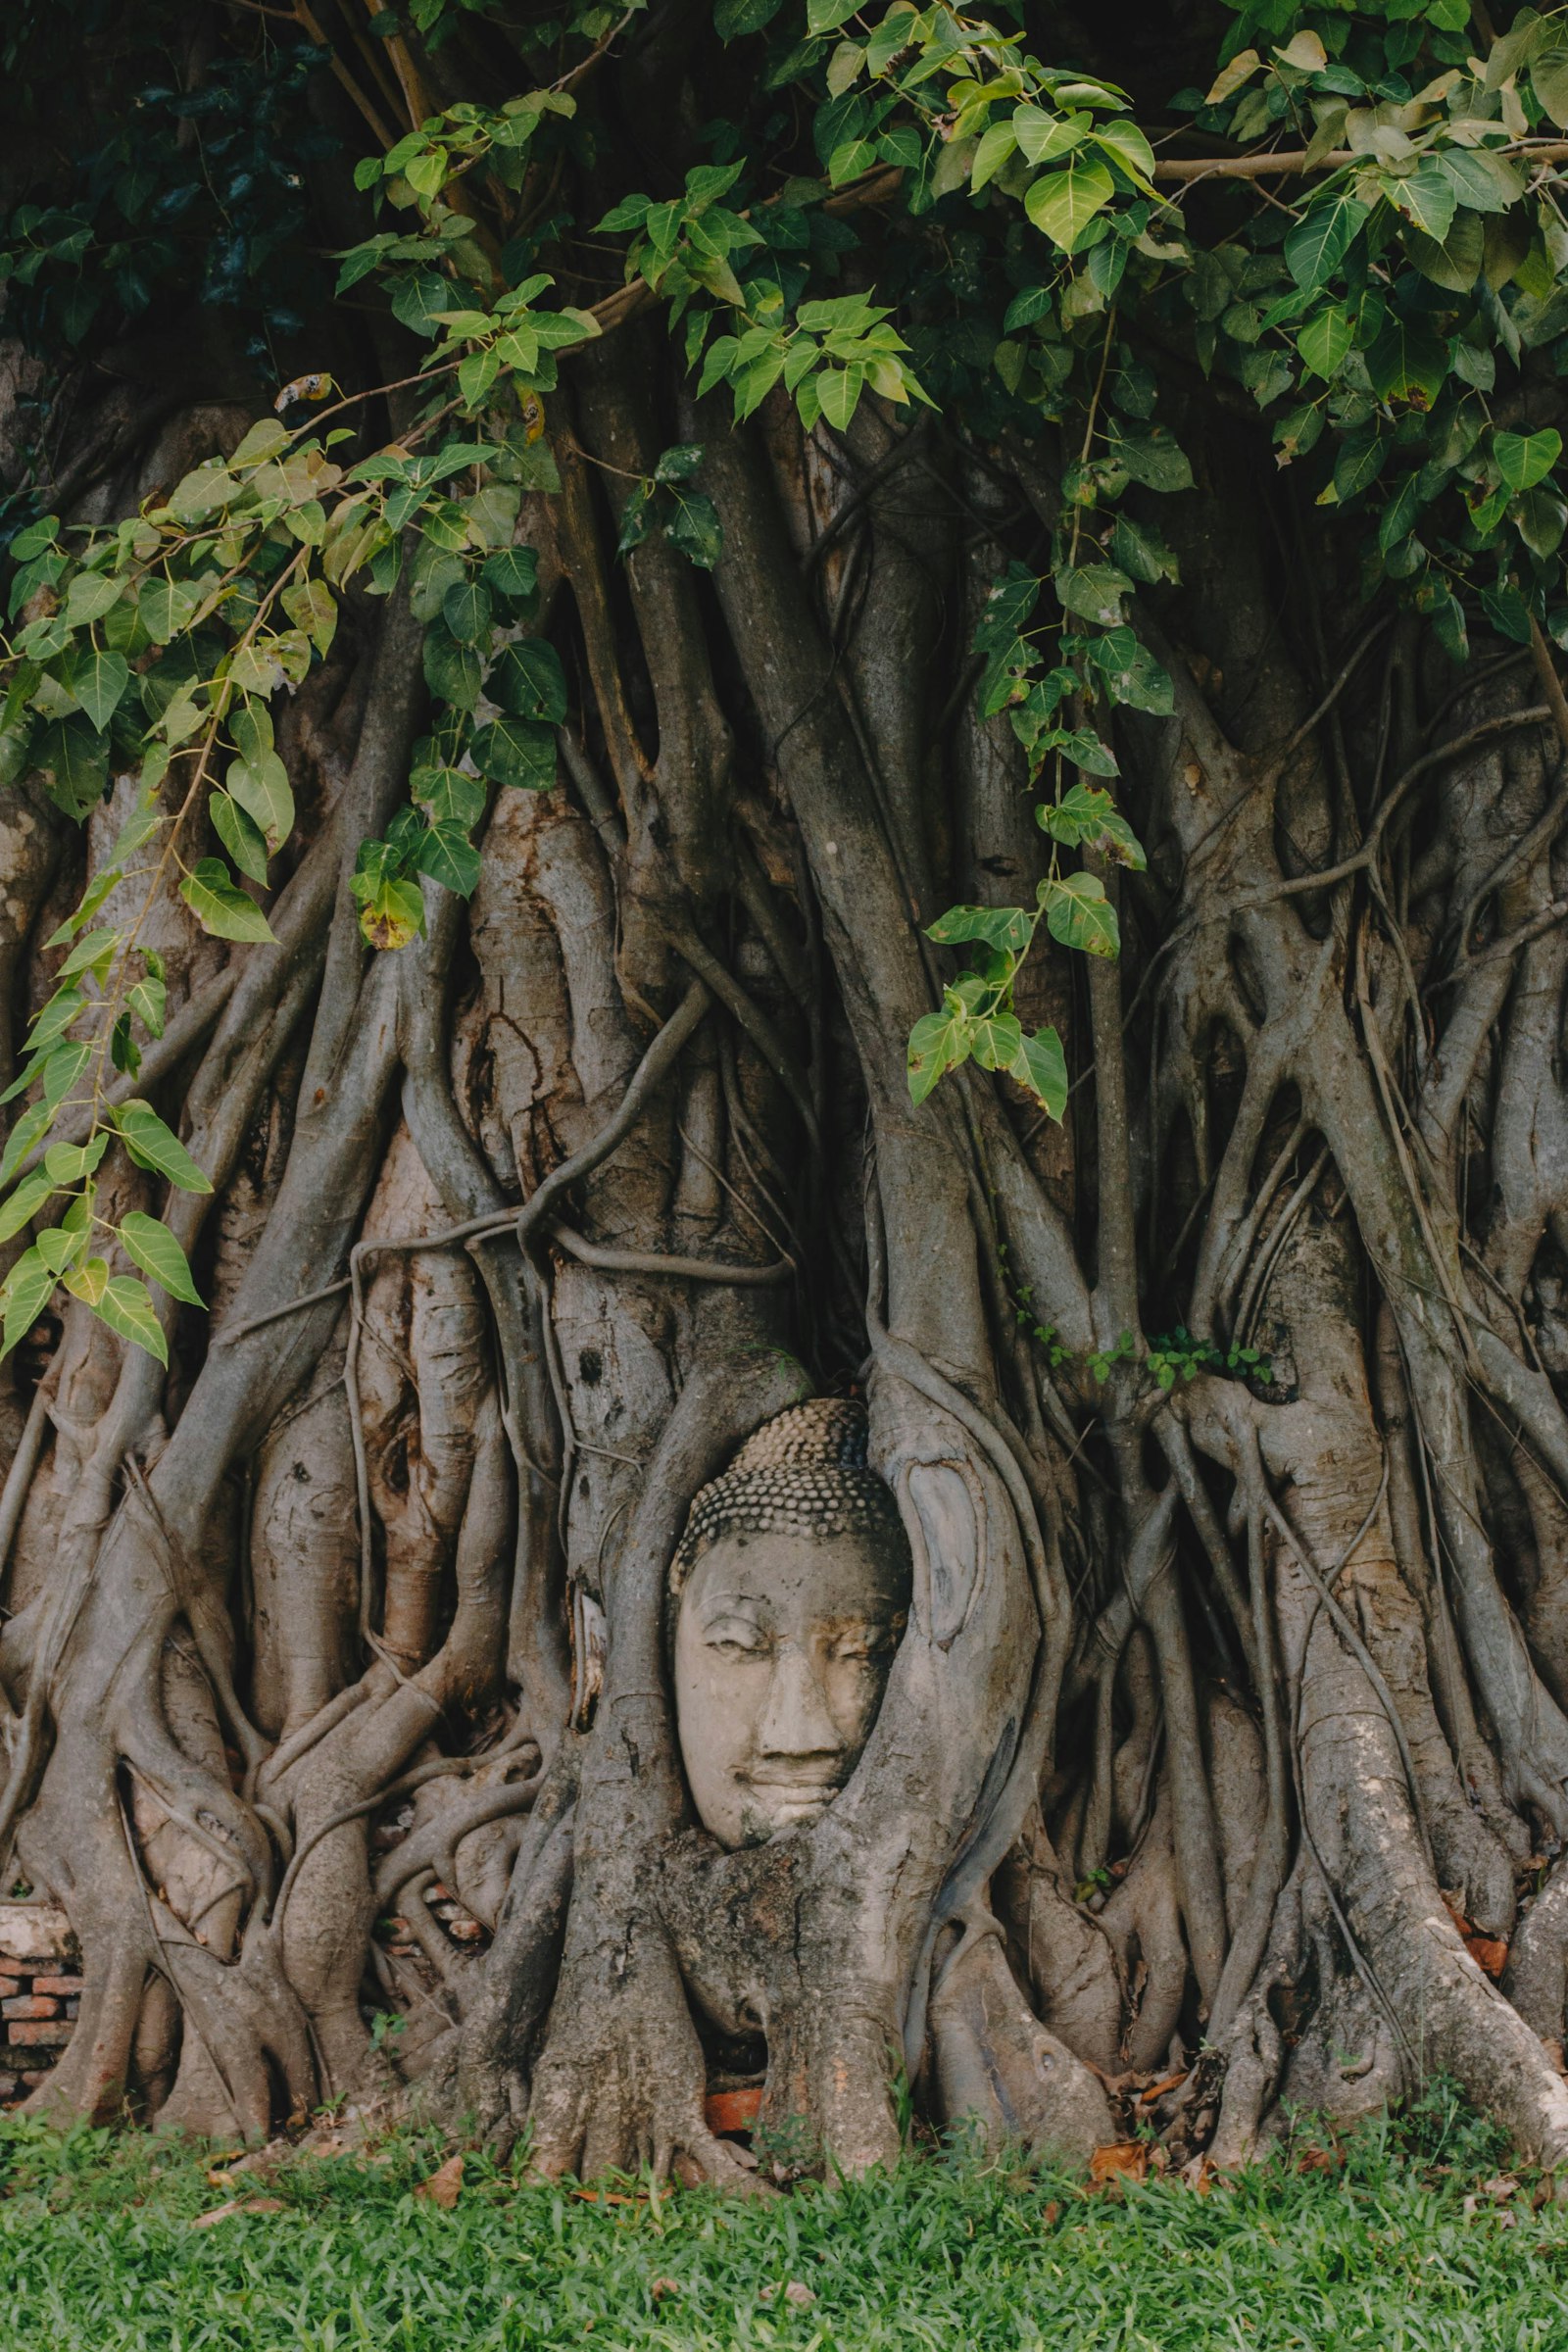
[0,2085,1563,2351]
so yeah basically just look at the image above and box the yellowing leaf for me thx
[1274,30,1327,73]
[1204,47,1261,106]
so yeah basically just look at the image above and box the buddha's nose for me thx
[756,1642,841,1758]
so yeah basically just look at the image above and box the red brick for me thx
[2,1995,58,2020]
[8,2020,72,2045]
[31,1976,83,1997]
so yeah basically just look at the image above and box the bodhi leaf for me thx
[471,714,556,789]
[488,640,567,723]
[112,1100,213,1193]
[1285,193,1369,291]
[1025,155,1114,253]
[1495,429,1562,492]
[907,997,973,1105]
[1040,783,1146,868]
[180,860,276,944]
[119,1210,203,1306]
[927,904,1034,954]
[1041,870,1120,957]
[88,1272,168,1364]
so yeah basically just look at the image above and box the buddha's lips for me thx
[743,1767,845,1799]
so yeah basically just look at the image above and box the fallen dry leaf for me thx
[784,2281,815,2308]
[1040,2200,1060,2228]
[191,2196,285,2229]
[570,2187,642,2206]
[1140,2070,1188,2104]
[1445,1900,1509,1981]
[416,2155,465,2209]
[650,2278,681,2302]
[1090,2142,1148,2185]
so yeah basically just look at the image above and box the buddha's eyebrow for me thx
[695,1592,767,1620]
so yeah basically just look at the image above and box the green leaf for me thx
[112,1100,212,1193]
[1332,428,1387,502]
[119,1209,203,1306]
[927,904,1035,954]
[1434,149,1524,216]
[1298,306,1353,379]
[1012,107,1091,169]
[1083,627,1174,715]
[127,951,167,1040]
[470,714,557,790]
[0,1246,58,1357]
[1110,425,1193,493]
[482,546,539,602]
[487,639,567,723]
[715,0,784,34]
[1383,163,1455,244]
[35,714,109,819]
[0,1168,55,1246]
[1094,120,1156,186]
[415,820,482,898]
[40,1037,91,1111]
[55,925,118,982]
[43,1133,107,1186]
[281,578,338,656]
[971,122,1017,192]
[907,1000,972,1105]
[1041,870,1119,957]
[1479,580,1534,645]
[1055,564,1130,626]
[423,619,483,710]
[1495,428,1562,492]
[664,490,723,570]
[390,270,453,337]
[1024,155,1115,254]
[178,860,276,945]
[1040,783,1145,868]
[1532,35,1568,125]
[227,751,294,851]
[1364,315,1448,409]
[63,571,122,626]
[1284,192,1369,291]
[137,577,202,645]
[211,789,270,883]
[413,764,487,827]
[1108,515,1179,586]
[25,986,86,1058]
[0,1100,51,1188]
[442,578,494,645]
[1010,1024,1068,1119]
[1515,483,1568,560]
[1402,207,1485,294]
[89,1272,168,1364]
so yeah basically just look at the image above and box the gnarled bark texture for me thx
[9,5,1568,2183]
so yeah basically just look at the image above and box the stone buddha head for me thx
[670,1398,911,1849]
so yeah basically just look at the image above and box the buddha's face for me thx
[674,1526,909,1848]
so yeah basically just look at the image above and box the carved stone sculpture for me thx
[669,1398,910,1847]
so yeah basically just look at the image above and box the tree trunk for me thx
[7,1,1568,2182]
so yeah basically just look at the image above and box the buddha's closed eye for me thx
[702,1616,770,1656]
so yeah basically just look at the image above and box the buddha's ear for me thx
[896,1455,987,1651]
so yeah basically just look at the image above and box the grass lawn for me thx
[0,2085,1564,2350]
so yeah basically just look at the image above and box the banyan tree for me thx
[7,0,1568,2181]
